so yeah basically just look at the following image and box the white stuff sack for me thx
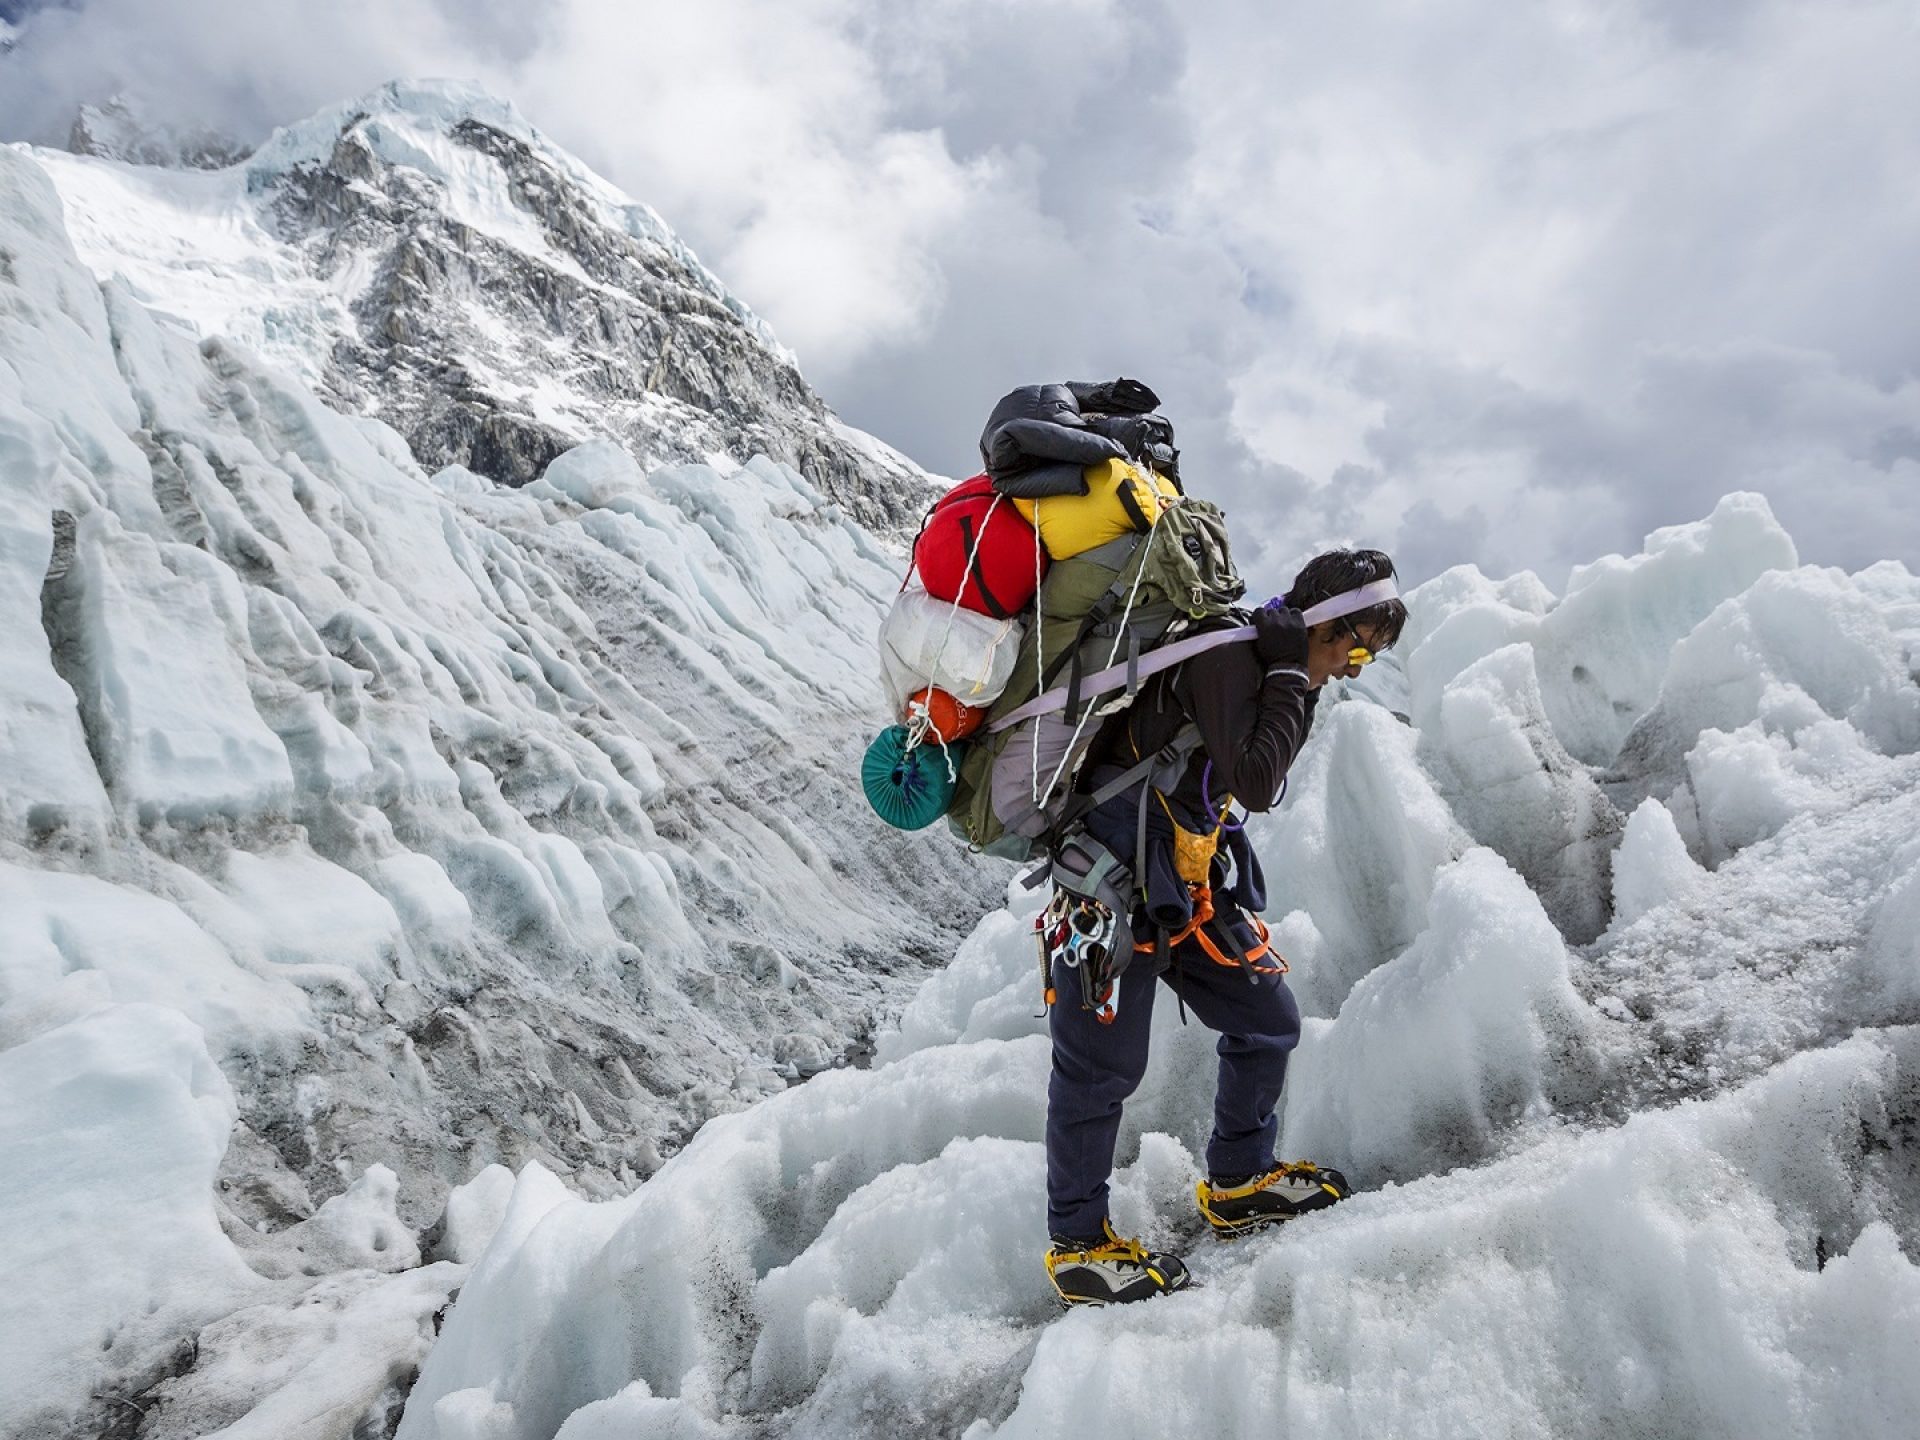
[878,586,1024,713]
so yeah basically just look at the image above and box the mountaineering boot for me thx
[1045,1219,1191,1307]
[1196,1161,1352,1237]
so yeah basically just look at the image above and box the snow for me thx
[0,860,314,1058]
[1607,796,1708,932]
[30,78,795,393]
[5,72,1920,1440]
[68,509,297,822]
[247,81,787,354]
[0,128,995,1436]
[0,1005,261,1437]
[389,482,1920,1438]
[24,148,360,394]
[438,1165,519,1265]
[141,1264,462,1440]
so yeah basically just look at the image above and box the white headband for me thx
[1297,577,1400,628]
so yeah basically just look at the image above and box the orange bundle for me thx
[905,686,986,743]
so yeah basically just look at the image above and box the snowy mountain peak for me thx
[244,79,783,360]
[32,80,932,526]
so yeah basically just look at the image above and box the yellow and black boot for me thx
[1196,1161,1351,1237]
[1044,1220,1191,1307]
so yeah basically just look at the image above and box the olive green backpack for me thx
[947,498,1245,859]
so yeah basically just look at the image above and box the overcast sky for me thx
[4,0,1916,592]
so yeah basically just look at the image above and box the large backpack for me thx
[947,497,1245,860]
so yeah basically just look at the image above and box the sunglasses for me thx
[1338,618,1376,667]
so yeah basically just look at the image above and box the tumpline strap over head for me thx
[1292,577,1400,628]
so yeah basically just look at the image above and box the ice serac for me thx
[1403,491,1799,769]
[1615,564,1920,829]
[35,79,931,531]
[1419,642,1622,941]
[390,489,1920,1439]
[0,1005,260,1438]
[1282,847,1605,1184]
[1248,700,1469,1016]
[0,126,996,1435]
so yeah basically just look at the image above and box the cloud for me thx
[2,0,1915,593]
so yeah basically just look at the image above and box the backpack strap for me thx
[991,625,1254,733]
[1014,724,1203,892]
[995,576,1401,732]
[957,510,1015,620]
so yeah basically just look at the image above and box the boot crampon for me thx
[1196,1161,1352,1238]
[1044,1219,1191,1307]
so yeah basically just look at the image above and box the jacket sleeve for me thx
[1183,644,1317,812]
[986,418,1125,473]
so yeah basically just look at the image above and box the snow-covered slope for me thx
[7,76,1920,1440]
[0,127,993,1439]
[30,80,930,526]
[399,498,1920,1439]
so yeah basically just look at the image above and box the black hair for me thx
[1288,548,1409,650]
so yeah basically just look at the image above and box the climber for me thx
[1042,548,1409,1306]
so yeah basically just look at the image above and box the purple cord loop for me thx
[1201,760,1245,834]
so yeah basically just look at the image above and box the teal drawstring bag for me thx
[863,725,966,831]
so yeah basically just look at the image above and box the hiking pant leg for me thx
[1046,955,1157,1240]
[1162,945,1302,1179]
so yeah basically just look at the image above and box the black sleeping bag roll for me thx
[979,379,1177,498]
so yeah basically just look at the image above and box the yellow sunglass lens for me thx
[1348,646,1374,666]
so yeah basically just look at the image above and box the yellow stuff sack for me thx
[1012,458,1179,560]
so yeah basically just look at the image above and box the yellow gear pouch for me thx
[1158,791,1230,885]
[1012,458,1180,560]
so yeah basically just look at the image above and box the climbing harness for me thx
[1136,883,1285,982]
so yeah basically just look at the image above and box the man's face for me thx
[1304,620,1384,689]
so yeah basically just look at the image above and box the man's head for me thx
[1287,548,1409,688]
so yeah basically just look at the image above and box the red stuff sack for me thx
[912,475,1045,619]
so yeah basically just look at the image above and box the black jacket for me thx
[1080,626,1317,930]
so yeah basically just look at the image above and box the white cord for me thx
[1032,499,1164,807]
[1030,496,1045,804]
[903,703,958,784]
[915,489,1008,737]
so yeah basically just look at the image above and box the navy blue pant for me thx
[1046,938,1302,1240]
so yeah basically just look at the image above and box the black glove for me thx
[1067,377,1162,415]
[1252,603,1308,668]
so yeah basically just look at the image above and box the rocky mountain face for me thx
[260,88,931,526]
[54,80,933,528]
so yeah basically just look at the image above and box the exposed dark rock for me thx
[258,108,929,532]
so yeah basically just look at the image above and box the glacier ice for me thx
[0,122,997,1437]
[4,77,1920,1440]
[383,488,1920,1438]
